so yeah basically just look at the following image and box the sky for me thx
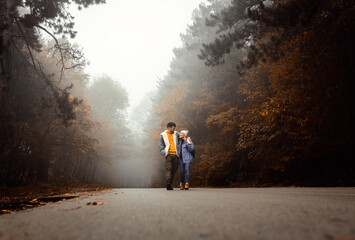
[69,0,206,113]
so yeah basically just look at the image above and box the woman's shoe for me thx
[184,182,189,190]
[180,182,185,190]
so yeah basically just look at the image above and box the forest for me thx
[148,0,355,187]
[0,0,354,188]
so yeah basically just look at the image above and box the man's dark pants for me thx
[165,153,179,186]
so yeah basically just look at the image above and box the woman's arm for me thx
[186,141,195,152]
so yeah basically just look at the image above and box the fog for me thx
[68,0,206,187]
[3,0,351,188]
[70,0,205,112]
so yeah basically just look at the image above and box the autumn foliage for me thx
[1,0,354,187]
[150,0,354,186]
[0,1,130,187]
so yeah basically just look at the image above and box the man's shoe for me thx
[184,182,189,190]
[180,182,185,190]
[166,184,173,190]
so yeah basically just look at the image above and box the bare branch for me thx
[35,24,66,79]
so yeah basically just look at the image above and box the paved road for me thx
[0,188,354,240]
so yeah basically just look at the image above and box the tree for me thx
[85,75,131,186]
[1,0,105,159]
[0,39,99,186]
[199,0,355,185]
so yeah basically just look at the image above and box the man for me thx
[159,122,180,190]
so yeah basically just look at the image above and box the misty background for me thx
[69,0,208,187]
[68,0,209,187]
[1,0,353,188]
[70,0,205,111]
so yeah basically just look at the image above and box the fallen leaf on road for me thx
[87,201,107,205]
[1,209,13,213]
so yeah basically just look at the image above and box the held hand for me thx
[187,137,192,143]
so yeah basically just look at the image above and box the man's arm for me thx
[158,135,166,155]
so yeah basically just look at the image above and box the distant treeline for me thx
[0,0,132,187]
[149,0,354,186]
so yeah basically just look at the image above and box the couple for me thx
[159,122,195,190]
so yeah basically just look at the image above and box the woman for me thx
[179,130,195,190]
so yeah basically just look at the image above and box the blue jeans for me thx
[179,159,191,183]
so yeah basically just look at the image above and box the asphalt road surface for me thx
[1,188,355,240]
